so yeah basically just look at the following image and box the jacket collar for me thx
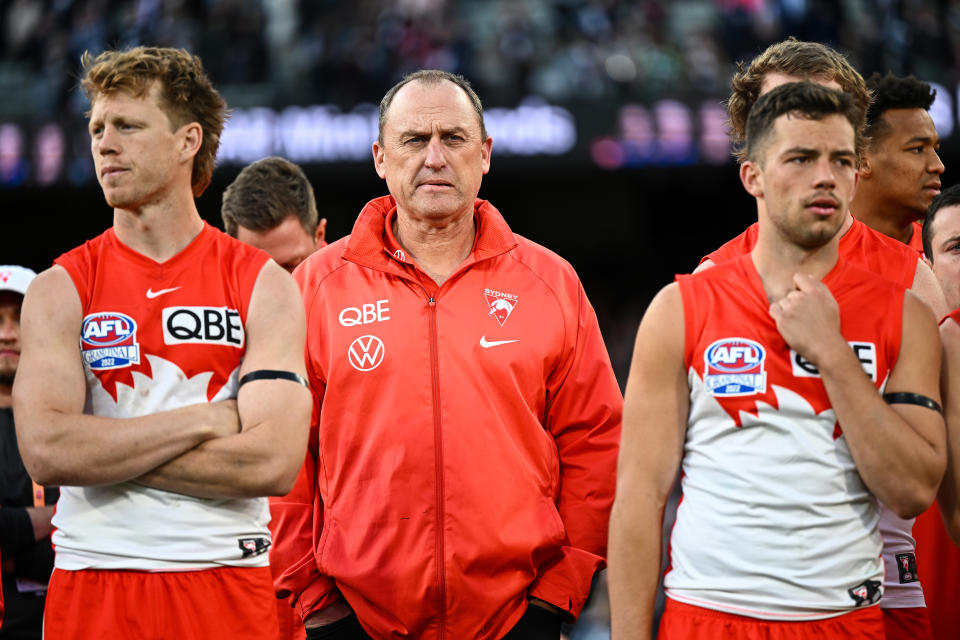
[341,195,518,274]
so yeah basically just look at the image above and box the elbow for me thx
[19,443,67,487]
[885,482,940,520]
[240,455,300,498]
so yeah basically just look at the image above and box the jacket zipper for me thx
[427,295,446,638]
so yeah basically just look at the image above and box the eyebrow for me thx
[941,233,960,248]
[905,135,938,145]
[398,126,470,138]
[782,146,855,157]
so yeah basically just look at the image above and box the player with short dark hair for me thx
[854,73,944,253]
[222,156,327,273]
[610,82,945,640]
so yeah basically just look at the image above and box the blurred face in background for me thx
[929,205,960,310]
[236,215,324,273]
[0,292,23,386]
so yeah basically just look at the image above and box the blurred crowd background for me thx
[3,2,960,637]
[3,0,960,117]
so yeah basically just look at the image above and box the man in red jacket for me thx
[269,70,622,640]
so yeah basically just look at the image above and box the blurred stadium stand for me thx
[4,2,960,637]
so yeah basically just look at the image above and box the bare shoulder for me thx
[911,259,949,319]
[21,266,81,332]
[903,288,940,335]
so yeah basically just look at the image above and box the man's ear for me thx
[859,154,873,179]
[179,122,203,163]
[372,140,386,179]
[315,218,327,245]
[740,160,764,199]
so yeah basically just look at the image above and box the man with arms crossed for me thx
[270,70,622,640]
[610,83,945,639]
[222,156,328,273]
[12,47,311,639]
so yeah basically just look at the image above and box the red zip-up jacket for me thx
[269,196,622,639]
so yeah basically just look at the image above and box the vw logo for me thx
[348,335,385,371]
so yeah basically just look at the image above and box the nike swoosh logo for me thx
[480,336,519,348]
[146,286,181,299]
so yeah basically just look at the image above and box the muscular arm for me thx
[772,276,946,518]
[134,261,312,499]
[936,318,960,545]
[609,284,688,640]
[912,258,950,320]
[13,267,239,486]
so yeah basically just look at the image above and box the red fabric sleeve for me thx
[533,283,622,619]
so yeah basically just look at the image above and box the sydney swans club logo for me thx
[703,338,767,397]
[485,288,518,326]
[81,312,141,370]
[349,335,385,372]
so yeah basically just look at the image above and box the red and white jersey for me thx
[52,223,272,571]
[666,255,905,620]
[699,217,928,609]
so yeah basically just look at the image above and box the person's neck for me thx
[851,189,916,243]
[0,384,11,409]
[393,207,476,286]
[113,193,204,263]
[751,223,840,304]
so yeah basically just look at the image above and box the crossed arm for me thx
[771,277,946,518]
[13,261,311,499]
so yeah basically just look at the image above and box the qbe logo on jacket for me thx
[81,312,141,370]
[162,306,244,347]
[704,338,767,397]
[348,335,384,372]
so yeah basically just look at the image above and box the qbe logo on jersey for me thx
[162,306,243,347]
[704,338,767,397]
[80,312,141,370]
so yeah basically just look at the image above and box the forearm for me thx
[608,497,661,640]
[16,403,231,487]
[820,349,943,516]
[135,423,303,499]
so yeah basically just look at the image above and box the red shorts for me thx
[658,598,885,640]
[882,607,933,640]
[44,566,279,640]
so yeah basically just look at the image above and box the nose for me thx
[930,150,945,175]
[423,136,446,170]
[93,127,118,156]
[0,316,17,342]
[812,157,838,190]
